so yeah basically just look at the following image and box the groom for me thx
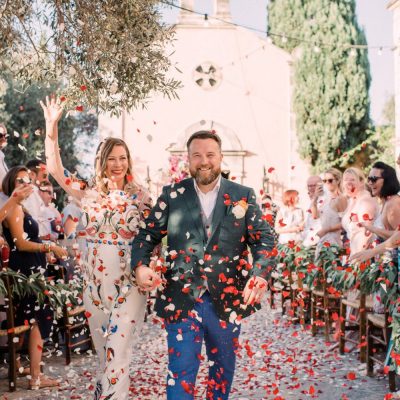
[131,131,275,399]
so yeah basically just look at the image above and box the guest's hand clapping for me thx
[12,185,33,204]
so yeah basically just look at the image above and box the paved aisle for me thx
[0,301,395,399]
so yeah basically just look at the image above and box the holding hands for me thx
[135,265,163,292]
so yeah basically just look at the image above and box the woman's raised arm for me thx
[40,95,85,201]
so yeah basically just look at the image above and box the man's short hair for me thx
[186,130,222,150]
[26,159,46,172]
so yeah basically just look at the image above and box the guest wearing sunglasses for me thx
[358,162,400,241]
[1,166,67,389]
[341,167,378,256]
[311,168,347,249]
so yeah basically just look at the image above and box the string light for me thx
[204,13,209,28]
[160,0,395,54]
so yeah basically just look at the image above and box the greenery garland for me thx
[0,268,83,318]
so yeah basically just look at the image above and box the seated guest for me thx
[312,168,347,249]
[38,181,63,241]
[2,166,67,390]
[61,196,84,239]
[302,175,322,248]
[275,189,304,244]
[23,159,49,238]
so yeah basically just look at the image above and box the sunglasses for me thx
[367,176,383,184]
[16,178,32,184]
[322,178,335,184]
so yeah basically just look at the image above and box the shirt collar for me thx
[193,174,221,196]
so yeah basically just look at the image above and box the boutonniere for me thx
[223,194,248,219]
[232,199,248,219]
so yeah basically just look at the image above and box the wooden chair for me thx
[311,281,341,341]
[366,311,396,391]
[339,293,373,362]
[52,264,93,365]
[0,246,31,392]
[269,272,294,315]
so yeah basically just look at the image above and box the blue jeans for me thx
[165,292,241,400]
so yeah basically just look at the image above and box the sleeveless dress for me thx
[317,194,342,247]
[80,188,147,400]
[2,214,53,339]
[277,206,304,244]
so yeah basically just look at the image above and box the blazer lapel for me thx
[207,178,228,245]
[182,179,206,244]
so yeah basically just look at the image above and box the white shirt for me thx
[302,201,322,248]
[22,186,47,237]
[193,175,221,219]
[0,150,8,186]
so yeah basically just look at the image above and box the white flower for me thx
[232,201,248,219]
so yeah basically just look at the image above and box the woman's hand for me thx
[50,244,68,260]
[40,95,64,131]
[349,249,375,264]
[11,185,33,204]
[316,228,326,238]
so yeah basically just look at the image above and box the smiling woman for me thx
[41,95,156,400]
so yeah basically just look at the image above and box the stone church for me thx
[99,0,310,202]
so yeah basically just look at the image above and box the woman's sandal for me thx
[18,367,30,377]
[29,375,60,390]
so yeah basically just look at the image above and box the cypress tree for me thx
[268,0,371,171]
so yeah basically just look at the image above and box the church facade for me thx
[99,0,311,202]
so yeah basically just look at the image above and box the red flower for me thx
[80,85,87,91]
[75,105,84,112]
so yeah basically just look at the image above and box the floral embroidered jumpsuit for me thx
[81,188,149,399]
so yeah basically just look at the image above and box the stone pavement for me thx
[0,300,398,400]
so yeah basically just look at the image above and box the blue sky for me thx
[160,0,394,124]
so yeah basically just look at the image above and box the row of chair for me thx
[0,246,93,392]
[270,272,397,392]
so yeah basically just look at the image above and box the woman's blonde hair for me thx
[94,137,139,195]
[343,167,366,187]
[323,167,342,185]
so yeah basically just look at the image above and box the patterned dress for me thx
[81,188,149,400]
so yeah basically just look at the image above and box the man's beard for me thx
[190,166,221,186]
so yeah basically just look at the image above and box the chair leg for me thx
[339,301,346,354]
[323,294,331,341]
[270,279,275,309]
[389,370,396,392]
[311,294,317,336]
[366,323,374,377]
[359,309,367,363]
[9,333,17,392]
[65,329,72,365]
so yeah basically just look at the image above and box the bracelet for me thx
[40,243,52,253]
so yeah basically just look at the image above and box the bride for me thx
[41,96,154,400]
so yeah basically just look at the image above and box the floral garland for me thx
[0,269,83,318]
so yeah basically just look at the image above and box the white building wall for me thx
[99,21,311,205]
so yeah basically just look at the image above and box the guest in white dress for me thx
[275,190,304,244]
[311,168,347,250]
